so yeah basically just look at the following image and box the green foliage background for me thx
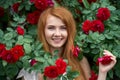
[0,0,120,80]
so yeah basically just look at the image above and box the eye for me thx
[60,26,67,30]
[47,25,55,30]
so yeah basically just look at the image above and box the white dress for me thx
[17,68,39,80]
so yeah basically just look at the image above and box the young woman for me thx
[37,6,116,80]
[17,6,116,80]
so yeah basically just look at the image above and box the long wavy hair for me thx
[37,6,85,80]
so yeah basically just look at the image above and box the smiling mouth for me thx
[52,38,63,43]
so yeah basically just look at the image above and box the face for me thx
[45,15,68,50]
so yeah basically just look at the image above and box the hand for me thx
[99,50,117,73]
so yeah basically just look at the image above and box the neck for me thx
[50,47,63,56]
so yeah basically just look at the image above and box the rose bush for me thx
[0,0,120,80]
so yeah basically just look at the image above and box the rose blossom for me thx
[47,0,54,6]
[91,20,104,33]
[72,45,80,57]
[34,0,48,11]
[12,2,20,13]
[55,58,67,74]
[11,45,24,57]
[30,0,36,3]
[30,59,37,66]
[1,45,24,63]
[89,70,98,80]
[96,7,111,21]
[88,0,97,4]
[0,43,6,58]
[0,7,4,17]
[96,55,112,65]
[82,20,104,34]
[44,66,59,78]
[82,20,92,34]
[1,50,16,63]
[26,10,41,24]
[16,26,24,35]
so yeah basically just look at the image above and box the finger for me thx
[103,50,114,56]
[110,57,117,63]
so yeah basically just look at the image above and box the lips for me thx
[52,38,62,43]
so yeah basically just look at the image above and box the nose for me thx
[54,29,61,36]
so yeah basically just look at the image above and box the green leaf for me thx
[61,76,68,80]
[23,43,32,53]
[25,5,31,11]
[90,3,100,10]
[78,34,87,41]
[36,43,43,50]
[108,70,113,78]
[82,0,90,9]
[2,60,7,67]
[4,32,13,40]
[0,29,4,38]
[82,10,91,14]
[16,36,24,45]
[18,16,26,23]
[99,34,105,40]
[10,22,18,27]
[44,53,50,59]
[107,6,116,11]
[104,33,113,39]
[67,71,80,79]
[23,37,33,43]
[6,28,13,32]
[6,64,19,79]
[47,58,54,65]
[21,56,31,61]
[35,57,45,62]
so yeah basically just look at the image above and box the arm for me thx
[80,56,91,80]
[97,50,117,80]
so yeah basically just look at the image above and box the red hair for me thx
[37,6,85,80]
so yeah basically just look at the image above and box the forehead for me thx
[46,15,65,26]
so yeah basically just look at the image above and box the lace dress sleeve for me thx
[16,68,39,80]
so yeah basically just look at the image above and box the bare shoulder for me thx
[80,56,91,80]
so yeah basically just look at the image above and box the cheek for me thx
[45,29,52,39]
[64,31,68,38]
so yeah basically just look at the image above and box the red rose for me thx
[0,45,24,63]
[12,2,20,13]
[89,70,98,80]
[1,50,16,63]
[35,0,48,11]
[30,59,37,66]
[97,55,112,65]
[30,0,36,3]
[82,20,92,34]
[26,10,41,24]
[7,45,24,63]
[91,20,104,33]
[55,58,67,74]
[1,49,21,63]
[47,0,54,6]
[16,26,24,35]
[78,0,82,3]
[0,7,4,17]
[96,7,110,21]
[11,45,24,57]
[72,45,80,57]
[44,66,59,78]
[0,43,6,58]
[88,0,97,4]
